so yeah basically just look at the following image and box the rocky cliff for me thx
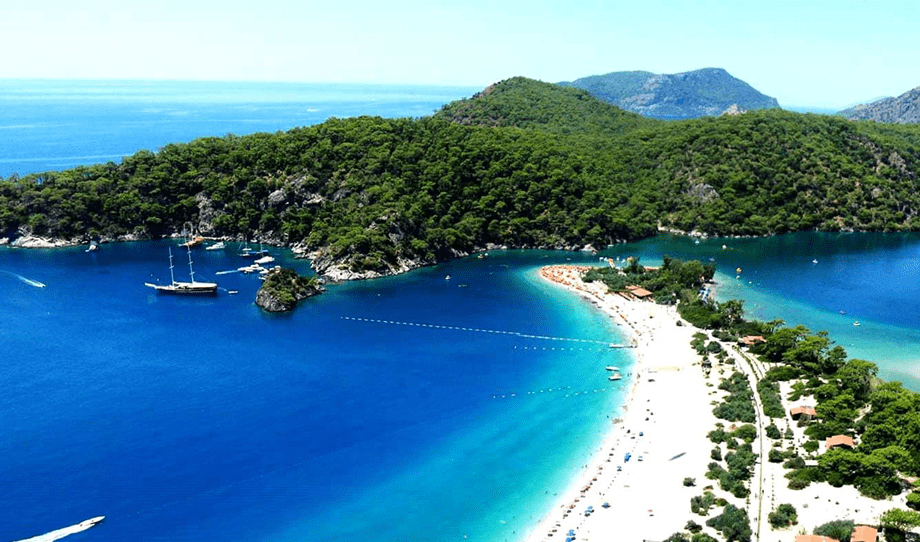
[838,86,920,124]
[558,68,780,120]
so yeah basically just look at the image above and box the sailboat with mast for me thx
[145,245,218,295]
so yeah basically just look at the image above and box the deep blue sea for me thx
[0,79,479,178]
[1,244,629,542]
[4,81,920,542]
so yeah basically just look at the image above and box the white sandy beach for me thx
[531,264,908,542]
[527,265,722,542]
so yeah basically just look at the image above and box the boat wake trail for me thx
[12,517,104,542]
[0,270,46,288]
[215,269,239,275]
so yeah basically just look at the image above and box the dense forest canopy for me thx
[3,77,920,277]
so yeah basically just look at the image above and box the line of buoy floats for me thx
[491,386,621,400]
[514,345,613,353]
[340,316,627,346]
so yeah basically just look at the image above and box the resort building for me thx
[790,406,817,419]
[739,335,766,347]
[825,435,855,450]
[625,285,653,299]
[851,525,878,542]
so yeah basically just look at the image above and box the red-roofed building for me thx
[790,406,817,419]
[851,525,878,542]
[825,435,855,450]
[740,335,766,347]
[625,285,653,299]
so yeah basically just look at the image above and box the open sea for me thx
[3,81,920,542]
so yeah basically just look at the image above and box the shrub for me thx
[690,492,715,516]
[711,447,722,461]
[765,423,782,440]
[684,477,696,487]
[803,440,819,453]
[768,449,784,463]
[813,520,854,542]
[757,380,785,418]
[783,456,806,469]
[664,533,690,542]
[733,424,757,443]
[686,520,702,533]
[768,503,798,529]
[706,504,752,542]
[691,534,717,542]
[907,492,920,511]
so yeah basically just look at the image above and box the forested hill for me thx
[2,77,920,279]
[434,76,655,135]
[558,68,780,120]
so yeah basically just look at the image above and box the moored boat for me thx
[205,241,226,251]
[180,236,204,248]
[145,246,217,295]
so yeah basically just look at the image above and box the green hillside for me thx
[2,77,920,277]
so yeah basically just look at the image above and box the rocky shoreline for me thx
[2,229,612,282]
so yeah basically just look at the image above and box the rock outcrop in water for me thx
[255,267,324,312]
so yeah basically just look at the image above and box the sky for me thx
[1,0,918,108]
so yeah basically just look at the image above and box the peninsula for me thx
[534,260,918,542]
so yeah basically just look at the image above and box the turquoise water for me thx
[603,232,920,389]
[0,245,631,542]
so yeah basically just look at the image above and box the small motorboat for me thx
[605,366,620,371]
[180,236,203,248]
[85,241,98,252]
[206,241,226,251]
[853,321,861,327]
[608,372,623,381]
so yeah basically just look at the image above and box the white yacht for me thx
[145,246,217,295]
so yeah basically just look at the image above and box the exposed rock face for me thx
[559,68,779,120]
[307,248,441,282]
[838,86,920,124]
[720,104,747,116]
[196,194,218,235]
[255,267,324,312]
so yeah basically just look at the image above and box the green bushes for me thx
[706,505,752,542]
[765,423,782,439]
[690,491,716,516]
[713,373,755,423]
[767,503,798,529]
[757,380,785,418]
[813,520,854,542]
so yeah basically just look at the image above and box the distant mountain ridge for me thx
[558,68,780,120]
[838,86,920,124]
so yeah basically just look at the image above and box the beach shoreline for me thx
[522,265,720,542]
